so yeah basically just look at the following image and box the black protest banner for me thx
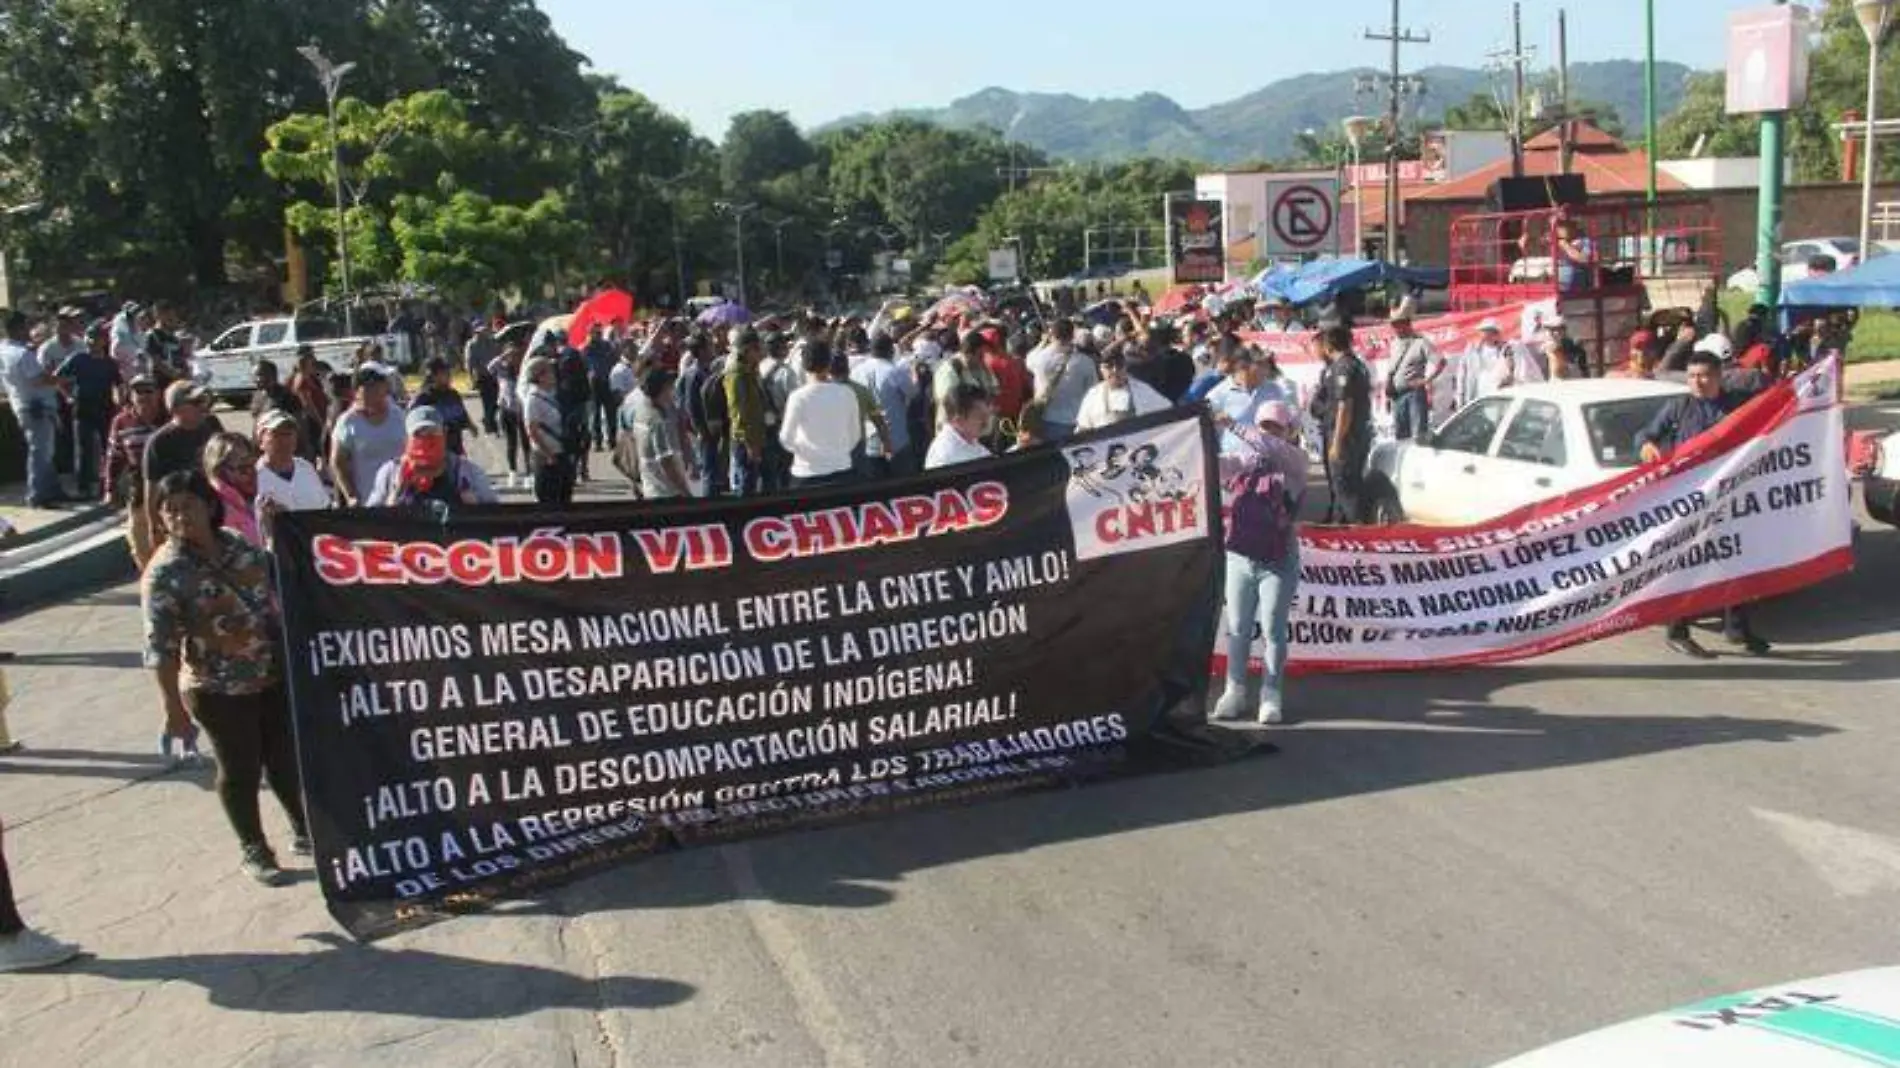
[273,409,1223,941]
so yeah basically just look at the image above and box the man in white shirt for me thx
[253,410,332,523]
[925,385,996,471]
[777,340,862,489]
[1454,320,1514,407]
[1076,350,1171,432]
[1024,319,1099,442]
[2,310,64,506]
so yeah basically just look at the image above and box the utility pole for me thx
[1365,0,1430,263]
[1557,9,1572,174]
[715,201,759,308]
[1645,0,1658,207]
[1485,5,1533,179]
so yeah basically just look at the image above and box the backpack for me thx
[1225,456,1295,567]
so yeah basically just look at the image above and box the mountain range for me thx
[818,61,1694,165]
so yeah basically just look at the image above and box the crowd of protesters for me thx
[0,272,1849,973]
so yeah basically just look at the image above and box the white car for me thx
[1726,237,1883,292]
[1364,379,1689,526]
[1867,428,1899,527]
[195,317,412,406]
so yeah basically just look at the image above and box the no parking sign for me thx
[1263,179,1340,258]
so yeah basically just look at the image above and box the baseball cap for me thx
[405,406,445,434]
[164,380,208,408]
[127,373,158,393]
[56,305,85,321]
[352,364,390,387]
[523,356,555,382]
[1694,334,1736,362]
[258,409,299,434]
[1255,400,1298,429]
[1478,319,1502,333]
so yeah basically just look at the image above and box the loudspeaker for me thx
[1487,175,1588,213]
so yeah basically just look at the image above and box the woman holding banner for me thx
[1213,400,1308,726]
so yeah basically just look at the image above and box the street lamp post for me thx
[298,44,358,335]
[715,201,759,307]
[1857,0,1897,262]
[766,217,797,294]
[1343,116,1375,258]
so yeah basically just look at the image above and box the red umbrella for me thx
[568,289,636,349]
[1153,284,1203,317]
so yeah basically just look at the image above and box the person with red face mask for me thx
[366,407,500,508]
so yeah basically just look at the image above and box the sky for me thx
[540,0,1744,139]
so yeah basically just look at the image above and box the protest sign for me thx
[1215,359,1853,674]
[274,411,1223,940]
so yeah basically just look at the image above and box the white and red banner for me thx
[1242,301,1554,439]
[1219,359,1854,675]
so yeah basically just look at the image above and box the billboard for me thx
[1168,197,1225,284]
[1727,4,1812,115]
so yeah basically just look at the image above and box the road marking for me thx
[1754,809,1900,896]
[720,844,869,1068]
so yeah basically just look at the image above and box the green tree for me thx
[1655,72,1762,159]
[721,111,815,194]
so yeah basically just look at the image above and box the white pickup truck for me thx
[192,317,413,406]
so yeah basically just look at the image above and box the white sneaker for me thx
[1211,685,1248,722]
[1257,700,1284,726]
[0,929,81,973]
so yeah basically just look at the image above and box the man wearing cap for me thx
[1542,318,1589,379]
[253,409,331,524]
[1383,308,1443,441]
[329,365,407,508]
[410,357,477,457]
[106,375,166,564]
[367,407,499,508]
[142,380,222,545]
[522,356,574,505]
[53,313,122,500]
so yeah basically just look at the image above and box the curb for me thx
[0,510,135,619]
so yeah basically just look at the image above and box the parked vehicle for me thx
[1364,379,1689,526]
[192,317,413,407]
[1866,429,1899,528]
[1725,237,1884,292]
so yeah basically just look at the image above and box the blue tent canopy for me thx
[1253,258,1450,307]
[1780,252,1900,308]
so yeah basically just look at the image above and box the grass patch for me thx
[1719,292,1900,365]
[1850,378,1900,403]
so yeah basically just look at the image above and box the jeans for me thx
[700,436,726,499]
[589,381,617,448]
[761,439,792,495]
[497,410,529,473]
[186,685,308,851]
[729,445,761,497]
[1393,387,1430,442]
[1222,545,1301,709]
[477,375,500,435]
[19,406,56,504]
[74,411,108,495]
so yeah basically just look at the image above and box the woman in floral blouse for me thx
[142,472,308,886]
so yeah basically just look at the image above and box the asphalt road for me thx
[0,401,1895,1068]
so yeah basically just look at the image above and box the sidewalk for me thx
[1847,358,1900,396]
[0,590,648,1068]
